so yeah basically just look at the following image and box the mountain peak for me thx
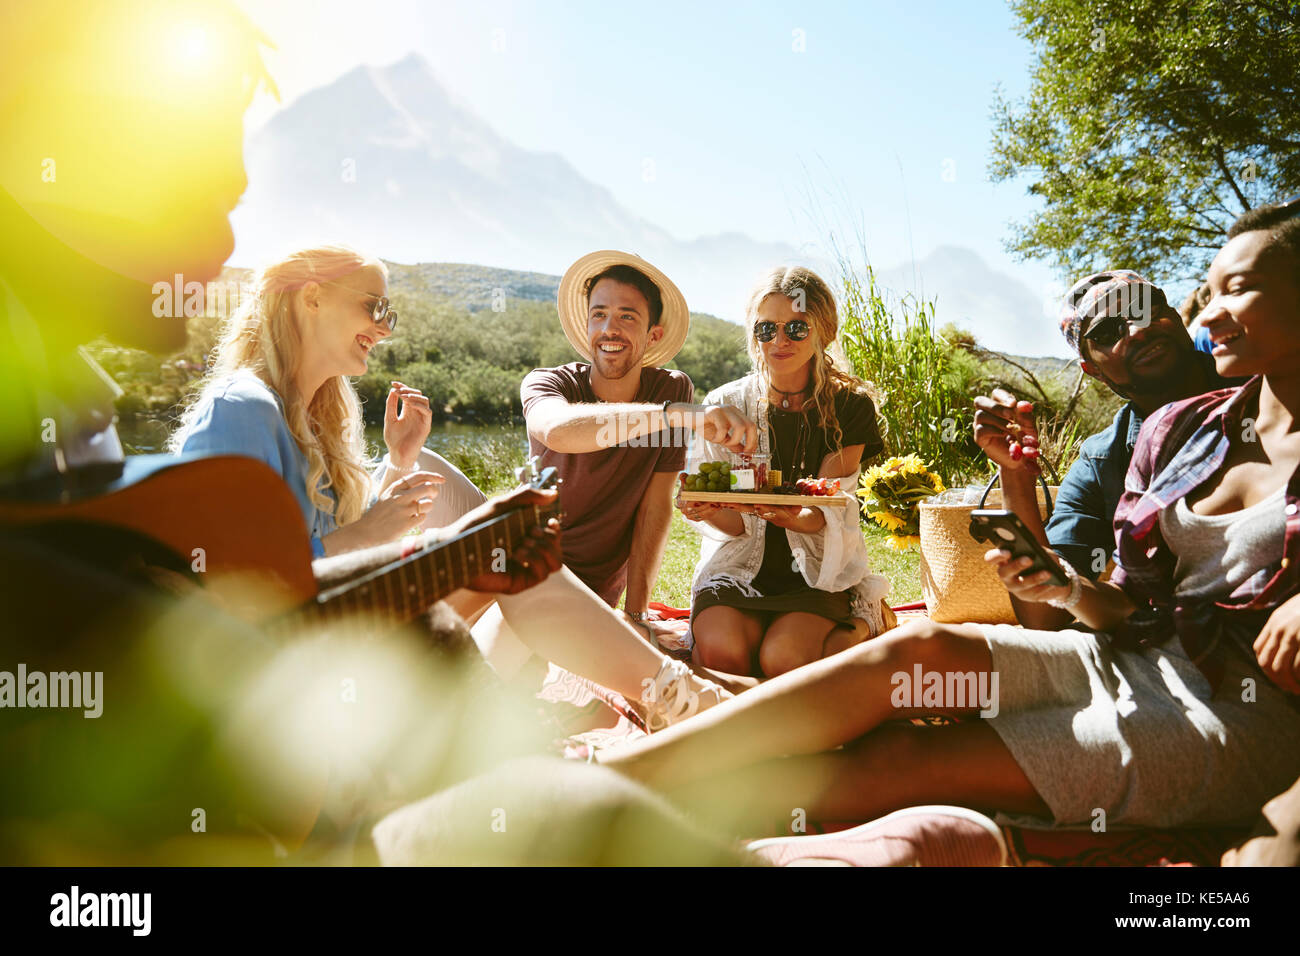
[231,56,798,318]
[370,50,445,90]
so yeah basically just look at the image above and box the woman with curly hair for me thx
[680,266,890,678]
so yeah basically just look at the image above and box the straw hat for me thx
[556,250,690,367]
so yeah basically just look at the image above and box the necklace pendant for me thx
[782,398,790,409]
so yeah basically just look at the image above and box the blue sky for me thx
[237,0,1075,354]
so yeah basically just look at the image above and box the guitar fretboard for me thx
[274,501,557,635]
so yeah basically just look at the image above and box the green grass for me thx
[860,524,923,604]
[651,512,922,610]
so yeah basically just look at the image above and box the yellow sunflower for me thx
[868,510,907,532]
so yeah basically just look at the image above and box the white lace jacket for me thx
[686,375,891,635]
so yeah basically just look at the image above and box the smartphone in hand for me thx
[969,510,1070,587]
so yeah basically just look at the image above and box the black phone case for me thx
[968,509,1070,587]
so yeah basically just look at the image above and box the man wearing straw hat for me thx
[521,250,757,627]
[974,269,1240,630]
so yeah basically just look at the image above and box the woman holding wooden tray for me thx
[678,266,891,678]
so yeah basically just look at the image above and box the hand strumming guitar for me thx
[451,485,564,595]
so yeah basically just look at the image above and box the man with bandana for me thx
[973,271,1242,630]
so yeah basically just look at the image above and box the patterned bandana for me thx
[1059,270,1168,356]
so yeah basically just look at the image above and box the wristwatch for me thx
[625,610,648,624]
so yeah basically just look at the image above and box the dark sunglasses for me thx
[364,295,398,332]
[1081,315,1144,350]
[753,318,810,343]
[327,281,398,332]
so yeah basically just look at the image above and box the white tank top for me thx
[1159,484,1287,602]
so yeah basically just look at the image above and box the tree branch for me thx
[1063,363,1088,421]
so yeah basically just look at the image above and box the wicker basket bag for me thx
[918,470,1058,624]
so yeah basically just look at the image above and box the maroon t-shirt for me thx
[521,362,693,605]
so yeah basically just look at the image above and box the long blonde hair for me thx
[172,245,381,526]
[746,266,873,456]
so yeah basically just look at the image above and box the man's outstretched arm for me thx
[526,397,758,455]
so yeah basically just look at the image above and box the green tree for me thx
[670,314,750,395]
[990,0,1300,282]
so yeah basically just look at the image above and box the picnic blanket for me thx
[533,603,1245,866]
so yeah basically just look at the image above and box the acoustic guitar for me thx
[0,453,560,632]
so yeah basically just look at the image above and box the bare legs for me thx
[399,452,726,714]
[661,721,1047,836]
[693,606,871,678]
[759,611,839,676]
[692,606,764,675]
[822,619,872,657]
[599,620,1043,817]
[485,568,727,710]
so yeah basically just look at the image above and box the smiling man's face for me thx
[586,278,664,381]
[1079,301,1198,400]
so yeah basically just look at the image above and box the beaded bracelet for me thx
[385,455,419,475]
[1044,552,1083,609]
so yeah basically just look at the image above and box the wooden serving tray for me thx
[680,490,848,508]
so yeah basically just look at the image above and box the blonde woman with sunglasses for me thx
[170,245,484,556]
[680,267,890,678]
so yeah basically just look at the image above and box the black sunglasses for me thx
[753,318,810,343]
[1081,315,1148,350]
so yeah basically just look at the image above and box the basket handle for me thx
[978,456,1061,520]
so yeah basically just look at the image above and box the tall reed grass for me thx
[838,265,988,488]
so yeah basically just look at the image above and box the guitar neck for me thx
[274,501,557,635]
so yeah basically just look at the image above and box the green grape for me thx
[718,462,731,474]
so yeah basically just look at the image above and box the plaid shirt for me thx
[1110,376,1299,687]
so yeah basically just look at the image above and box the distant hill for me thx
[386,261,561,306]
[983,351,1077,382]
